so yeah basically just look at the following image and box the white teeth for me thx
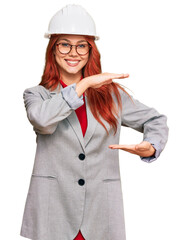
[66,60,79,64]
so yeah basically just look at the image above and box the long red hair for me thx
[39,34,132,135]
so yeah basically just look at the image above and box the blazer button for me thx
[78,179,85,186]
[78,153,85,160]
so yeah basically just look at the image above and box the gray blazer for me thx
[20,83,169,240]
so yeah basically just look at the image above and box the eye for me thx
[77,44,87,48]
[60,43,70,47]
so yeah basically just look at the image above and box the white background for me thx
[0,0,188,239]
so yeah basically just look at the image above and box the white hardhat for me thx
[44,4,99,40]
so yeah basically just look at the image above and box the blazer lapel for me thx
[84,95,98,147]
[66,111,85,152]
[66,95,98,152]
[50,83,98,151]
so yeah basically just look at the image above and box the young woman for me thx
[20,4,169,240]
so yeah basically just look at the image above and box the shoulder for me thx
[23,85,49,94]
[23,84,62,99]
[24,85,50,93]
[23,85,52,102]
[24,83,62,94]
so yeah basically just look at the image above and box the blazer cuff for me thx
[140,138,162,163]
[61,83,84,110]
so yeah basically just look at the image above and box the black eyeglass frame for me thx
[56,42,92,56]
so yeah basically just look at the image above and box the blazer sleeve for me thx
[23,83,84,135]
[120,90,169,163]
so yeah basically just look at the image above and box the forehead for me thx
[57,34,87,42]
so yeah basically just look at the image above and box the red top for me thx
[59,76,88,137]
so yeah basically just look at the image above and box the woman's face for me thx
[54,34,90,76]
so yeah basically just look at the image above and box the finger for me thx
[114,73,129,79]
[109,144,126,148]
[109,144,136,150]
[109,144,154,157]
[109,145,136,154]
[108,144,121,149]
[119,73,129,78]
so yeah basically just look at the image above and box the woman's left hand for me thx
[109,141,156,157]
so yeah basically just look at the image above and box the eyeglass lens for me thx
[58,43,90,55]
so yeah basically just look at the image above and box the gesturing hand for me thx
[109,141,156,158]
[75,72,129,97]
[86,72,129,89]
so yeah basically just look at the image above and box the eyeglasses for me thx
[56,42,92,56]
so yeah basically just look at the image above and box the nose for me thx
[69,45,78,56]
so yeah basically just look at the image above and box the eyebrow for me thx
[58,38,87,43]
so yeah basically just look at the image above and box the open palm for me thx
[109,141,156,157]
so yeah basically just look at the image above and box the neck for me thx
[60,70,82,85]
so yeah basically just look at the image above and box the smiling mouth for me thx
[65,59,80,67]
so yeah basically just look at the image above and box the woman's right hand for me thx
[85,72,129,89]
[75,72,129,97]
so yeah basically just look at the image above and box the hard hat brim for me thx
[44,32,100,41]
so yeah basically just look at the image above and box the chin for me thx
[66,70,79,75]
[65,68,82,75]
